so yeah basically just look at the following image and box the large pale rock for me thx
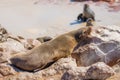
[8,34,41,50]
[0,36,41,63]
[0,40,26,54]
[35,57,77,80]
[20,39,41,50]
[0,39,27,63]
[62,62,115,80]
[72,26,120,67]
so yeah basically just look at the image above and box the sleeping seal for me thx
[10,27,92,71]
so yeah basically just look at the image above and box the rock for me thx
[0,74,3,78]
[0,31,42,63]
[0,64,16,77]
[72,41,120,66]
[8,35,41,50]
[72,26,120,67]
[0,25,9,43]
[0,52,8,63]
[0,39,26,54]
[8,34,41,50]
[20,39,41,50]
[17,36,24,40]
[106,73,120,80]
[34,57,77,80]
[112,62,120,73]
[26,39,41,49]
[40,57,77,76]
[0,39,27,63]
[3,72,38,80]
[62,62,115,80]
[36,36,52,43]
[0,47,4,52]
[86,62,115,79]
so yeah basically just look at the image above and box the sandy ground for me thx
[0,0,120,38]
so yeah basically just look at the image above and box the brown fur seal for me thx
[10,27,92,71]
[83,4,95,21]
[77,4,95,22]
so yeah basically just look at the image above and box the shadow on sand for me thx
[70,20,83,25]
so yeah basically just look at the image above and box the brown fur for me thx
[83,4,95,21]
[10,27,92,71]
[77,4,95,22]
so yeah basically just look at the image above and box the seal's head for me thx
[74,27,91,43]
[86,18,93,27]
[84,4,89,10]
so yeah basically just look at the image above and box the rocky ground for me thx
[0,0,120,80]
[0,24,120,80]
